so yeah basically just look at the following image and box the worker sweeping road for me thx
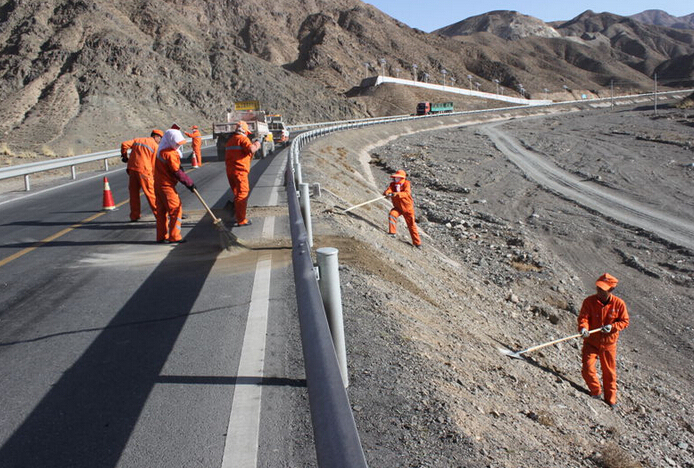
[225,120,261,227]
[121,129,163,221]
[154,127,196,243]
[184,125,202,167]
[578,273,630,408]
[383,169,421,248]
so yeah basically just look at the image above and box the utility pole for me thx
[494,79,500,95]
[363,62,370,77]
[442,69,447,87]
[379,58,386,77]
[412,64,418,82]
[467,74,473,90]
[654,73,658,115]
[610,79,614,109]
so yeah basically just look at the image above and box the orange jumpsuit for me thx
[121,137,158,221]
[154,148,187,242]
[384,178,421,246]
[185,129,202,166]
[225,133,257,224]
[577,294,629,405]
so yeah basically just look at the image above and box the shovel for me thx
[192,188,245,251]
[500,328,601,360]
[343,195,387,213]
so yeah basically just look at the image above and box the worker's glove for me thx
[580,328,590,338]
[601,324,612,334]
[121,154,128,163]
[386,193,394,197]
[186,183,196,193]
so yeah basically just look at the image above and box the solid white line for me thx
[221,254,272,468]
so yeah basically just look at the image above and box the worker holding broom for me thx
[154,127,196,243]
[383,169,421,248]
[578,273,630,408]
[121,129,163,221]
[225,121,261,227]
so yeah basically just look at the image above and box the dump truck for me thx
[267,114,290,147]
[416,102,454,115]
[213,100,275,161]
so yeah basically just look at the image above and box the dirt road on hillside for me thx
[480,123,694,251]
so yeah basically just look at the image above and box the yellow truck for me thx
[213,101,275,160]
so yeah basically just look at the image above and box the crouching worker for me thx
[154,127,196,244]
[383,169,421,248]
[578,273,630,407]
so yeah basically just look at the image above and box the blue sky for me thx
[365,1,694,32]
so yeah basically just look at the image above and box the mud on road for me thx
[303,105,694,467]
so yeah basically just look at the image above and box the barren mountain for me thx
[434,11,561,40]
[630,9,694,30]
[0,1,693,158]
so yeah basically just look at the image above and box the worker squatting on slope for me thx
[225,121,261,227]
[121,129,163,221]
[383,170,421,248]
[184,125,202,168]
[578,273,630,407]
[154,127,196,243]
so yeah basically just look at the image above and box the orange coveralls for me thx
[154,148,185,242]
[577,294,629,405]
[384,179,421,246]
[121,137,158,221]
[225,133,257,224]
[184,129,202,166]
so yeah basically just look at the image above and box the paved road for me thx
[0,147,315,467]
[480,123,694,251]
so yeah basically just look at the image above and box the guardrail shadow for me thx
[0,220,221,467]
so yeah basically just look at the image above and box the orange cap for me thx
[236,121,250,134]
[596,273,618,291]
[151,129,164,137]
[192,125,198,129]
[390,169,407,179]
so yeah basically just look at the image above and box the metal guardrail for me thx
[285,159,368,468]
[0,136,215,191]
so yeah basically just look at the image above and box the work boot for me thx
[387,233,396,238]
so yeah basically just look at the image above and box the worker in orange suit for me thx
[121,129,163,221]
[184,125,202,168]
[154,127,196,243]
[383,169,422,248]
[577,273,630,408]
[225,121,261,226]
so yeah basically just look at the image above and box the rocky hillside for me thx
[0,1,693,157]
[434,11,561,40]
[630,9,694,30]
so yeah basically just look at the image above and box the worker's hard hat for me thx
[151,129,164,137]
[596,273,618,291]
[192,125,198,129]
[236,121,250,134]
[390,170,407,179]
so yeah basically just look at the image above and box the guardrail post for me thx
[317,247,349,388]
[295,160,303,186]
[71,166,76,180]
[24,175,30,191]
[103,159,109,171]
[299,182,313,247]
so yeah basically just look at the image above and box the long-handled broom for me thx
[342,195,387,213]
[500,328,601,360]
[192,188,245,251]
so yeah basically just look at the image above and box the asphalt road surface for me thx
[0,146,315,467]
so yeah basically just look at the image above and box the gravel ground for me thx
[303,104,694,467]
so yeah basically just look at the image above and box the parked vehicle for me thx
[213,100,275,160]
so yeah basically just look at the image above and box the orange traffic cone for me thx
[191,154,200,168]
[102,176,116,211]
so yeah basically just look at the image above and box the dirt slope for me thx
[301,103,694,467]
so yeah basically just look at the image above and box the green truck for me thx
[416,102,454,115]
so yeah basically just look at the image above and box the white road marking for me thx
[221,254,272,468]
